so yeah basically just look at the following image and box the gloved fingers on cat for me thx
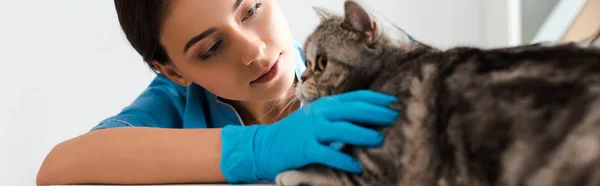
[329,89,397,105]
[316,121,384,147]
[324,102,399,125]
[307,144,363,173]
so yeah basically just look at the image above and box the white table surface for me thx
[50,184,276,186]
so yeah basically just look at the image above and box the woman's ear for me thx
[152,61,192,86]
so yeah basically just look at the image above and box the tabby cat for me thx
[276,0,600,186]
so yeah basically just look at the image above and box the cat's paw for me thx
[275,169,344,186]
[275,170,311,186]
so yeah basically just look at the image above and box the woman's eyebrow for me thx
[183,27,218,54]
[183,0,243,54]
[232,0,242,12]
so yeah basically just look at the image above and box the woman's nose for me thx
[237,32,265,66]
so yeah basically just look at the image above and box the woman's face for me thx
[159,0,296,101]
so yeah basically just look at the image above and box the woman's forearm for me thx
[36,127,226,185]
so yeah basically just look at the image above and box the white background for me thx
[0,0,560,185]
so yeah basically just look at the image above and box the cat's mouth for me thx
[295,83,320,104]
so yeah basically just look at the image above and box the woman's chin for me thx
[267,83,297,101]
[254,72,296,101]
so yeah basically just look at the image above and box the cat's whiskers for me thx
[270,98,298,124]
[249,92,298,124]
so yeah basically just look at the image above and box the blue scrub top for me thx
[91,42,306,131]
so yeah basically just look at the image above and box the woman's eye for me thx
[242,2,262,21]
[316,55,328,71]
[199,40,222,60]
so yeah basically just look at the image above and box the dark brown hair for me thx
[114,0,171,72]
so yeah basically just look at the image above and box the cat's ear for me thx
[313,6,336,21]
[343,0,376,42]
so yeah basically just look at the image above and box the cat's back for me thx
[437,42,600,110]
[433,42,600,186]
[441,42,600,77]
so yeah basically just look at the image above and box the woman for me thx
[36,0,399,184]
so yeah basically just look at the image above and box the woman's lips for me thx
[251,54,280,84]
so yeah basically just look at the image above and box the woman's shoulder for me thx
[89,74,193,131]
[292,40,307,76]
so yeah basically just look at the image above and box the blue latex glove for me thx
[220,90,399,183]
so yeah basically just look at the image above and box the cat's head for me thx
[297,0,421,103]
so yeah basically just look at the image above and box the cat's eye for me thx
[316,55,328,71]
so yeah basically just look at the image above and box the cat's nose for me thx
[300,74,309,82]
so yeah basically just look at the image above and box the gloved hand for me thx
[220,90,399,183]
